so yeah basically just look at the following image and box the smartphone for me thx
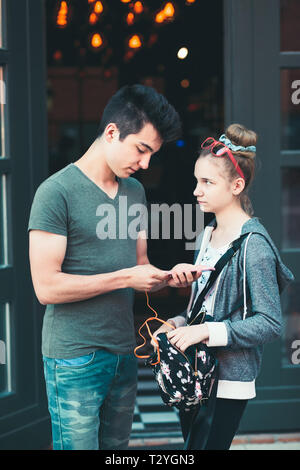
[191,268,214,275]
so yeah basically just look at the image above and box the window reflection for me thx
[0,67,6,157]
[281,168,300,249]
[281,0,300,52]
[0,176,4,265]
[0,174,8,266]
[281,69,300,150]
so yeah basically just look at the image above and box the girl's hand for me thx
[167,324,209,352]
[151,321,175,349]
[167,264,215,288]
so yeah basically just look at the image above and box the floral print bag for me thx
[150,328,218,411]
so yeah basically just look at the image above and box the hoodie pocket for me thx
[216,348,253,381]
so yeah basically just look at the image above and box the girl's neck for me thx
[214,204,251,235]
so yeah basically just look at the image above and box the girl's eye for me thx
[205,180,212,185]
[137,147,145,154]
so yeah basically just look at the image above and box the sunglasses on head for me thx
[201,137,245,180]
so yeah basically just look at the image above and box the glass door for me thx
[224,0,300,432]
[0,0,13,403]
[279,0,300,390]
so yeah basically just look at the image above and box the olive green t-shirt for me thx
[28,163,147,358]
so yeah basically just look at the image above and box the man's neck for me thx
[74,138,116,186]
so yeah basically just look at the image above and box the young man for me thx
[28,84,197,450]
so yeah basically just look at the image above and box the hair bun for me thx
[225,123,257,150]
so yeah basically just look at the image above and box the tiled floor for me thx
[131,365,181,437]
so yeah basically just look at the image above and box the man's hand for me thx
[126,264,171,292]
[167,324,210,352]
[167,264,215,288]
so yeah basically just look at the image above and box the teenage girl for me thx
[153,123,294,450]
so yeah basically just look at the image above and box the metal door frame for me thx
[0,0,50,449]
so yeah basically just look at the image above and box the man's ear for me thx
[104,123,119,142]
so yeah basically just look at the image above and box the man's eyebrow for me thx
[138,141,154,152]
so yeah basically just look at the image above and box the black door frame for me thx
[224,0,300,432]
[0,0,50,449]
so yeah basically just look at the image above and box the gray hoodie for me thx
[169,217,294,399]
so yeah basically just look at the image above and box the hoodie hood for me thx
[208,216,294,294]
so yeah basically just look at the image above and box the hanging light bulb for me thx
[56,1,68,28]
[133,1,143,14]
[186,0,196,3]
[126,12,135,25]
[163,2,175,18]
[91,33,103,49]
[180,79,190,88]
[177,47,188,59]
[128,34,142,49]
[121,0,131,3]
[155,3,175,24]
[94,1,103,14]
[155,11,166,23]
[89,12,98,24]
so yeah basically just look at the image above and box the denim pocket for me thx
[54,352,95,368]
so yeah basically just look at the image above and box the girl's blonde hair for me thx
[199,123,258,216]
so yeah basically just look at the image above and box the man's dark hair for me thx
[97,84,182,143]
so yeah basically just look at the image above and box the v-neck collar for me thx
[71,163,122,202]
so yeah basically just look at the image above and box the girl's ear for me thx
[232,177,245,196]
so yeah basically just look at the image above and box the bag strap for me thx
[134,292,176,365]
[187,233,249,326]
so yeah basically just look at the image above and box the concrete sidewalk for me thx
[129,432,300,450]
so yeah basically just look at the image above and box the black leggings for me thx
[179,398,248,450]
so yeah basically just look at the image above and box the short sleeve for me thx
[28,180,68,236]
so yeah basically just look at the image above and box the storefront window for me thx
[281,69,300,150]
[281,168,300,249]
[281,0,300,51]
[0,67,6,157]
[282,282,300,367]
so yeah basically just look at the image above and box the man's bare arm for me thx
[136,230,150,265]
[29,230,170,305]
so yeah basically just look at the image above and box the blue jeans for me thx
[43,349,138,450]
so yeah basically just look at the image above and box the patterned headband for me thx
[219,134,256,153]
